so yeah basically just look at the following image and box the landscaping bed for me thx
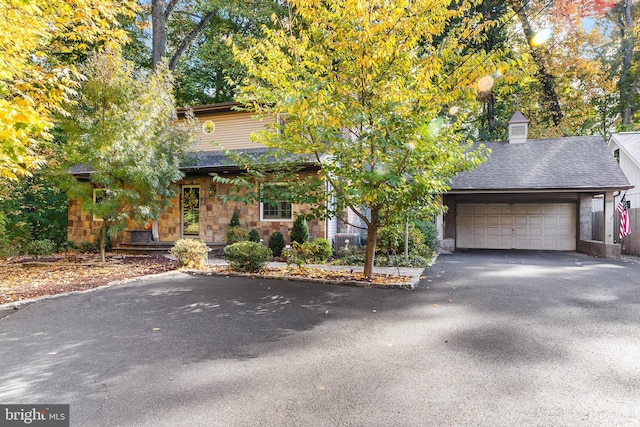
[0,254,176,305]
[187,265,415,289]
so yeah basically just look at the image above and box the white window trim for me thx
[259,201,294,222]
[259,182,294,221]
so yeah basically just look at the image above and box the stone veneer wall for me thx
[180,176,324,244]
[68,174,326,245]
[67,198,104,244]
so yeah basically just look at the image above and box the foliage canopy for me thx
[0,0,138,180]
[64,50,196,260]
[230,0,501,277]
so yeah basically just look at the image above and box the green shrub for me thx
[333,247,428,268]
[226,226,248,245]
[268,231,285,257]
[376,223,430,257]
[0,212,12,259]
[285,239,332,266]
[64,240,79,251]
[78,241,98,253]
[332,247,366,266]
[290,216,309,244]
[283,240,332,267]
[414,219,438,251]
[26,239,57,259]
[248,229,261,243]
[170,238,210,269]
[0,219,31,257]
[224,241,273,273]
[229,210,241,227]
[375,253,430,268]
[306,238,332,263]
[282,244,302,267]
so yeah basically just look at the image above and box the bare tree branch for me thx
[164,0,180,19]
[168,11,217,71]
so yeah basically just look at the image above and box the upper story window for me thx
[614,148,620,164]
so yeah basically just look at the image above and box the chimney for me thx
[508,111,529,144]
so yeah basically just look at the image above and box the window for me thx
[614,148,620,164]
[261,201,293,221]
[260,184,293,221]
[92,188,106,221]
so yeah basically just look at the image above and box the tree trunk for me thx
[152,0,215,71]
[509,1,563,127]
[363,208,379,280]
[619,0,637,126]
[100,223,107,263]
[152,0,167,69]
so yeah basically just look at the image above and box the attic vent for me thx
[510,124,527,137]
[508,111,529,144]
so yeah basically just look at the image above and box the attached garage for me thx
[456,203,576,250]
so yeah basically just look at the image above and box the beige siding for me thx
[192,111,274,152]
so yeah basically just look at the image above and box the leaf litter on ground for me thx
[0,254,176,304]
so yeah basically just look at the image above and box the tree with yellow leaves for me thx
[0,0,138,180]
[230,0,503,278]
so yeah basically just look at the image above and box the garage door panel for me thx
[515,216,528,226]
[514,227,528,236]
[529,227,543,236]
[486,216,500,225]
[456,203,576,251]
[500,217,514,225]
[473,216,486,225]
[529,216,543,226]
[498,205,512,214]
[486,237,500,247]
[529,238,543,248]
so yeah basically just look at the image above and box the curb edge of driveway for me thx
[0,270,184,315]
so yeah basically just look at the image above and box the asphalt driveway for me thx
[1,250,639,426]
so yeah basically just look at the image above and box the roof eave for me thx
[448,186,634,194]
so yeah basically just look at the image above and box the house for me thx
[68,104,632,258]
[438,113,633,258]
[67,102,328,249]
[607,132,640,254]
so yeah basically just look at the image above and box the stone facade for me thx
[67,174,326,246]
[67,198,105,244]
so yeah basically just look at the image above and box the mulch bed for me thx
[188,265,414,289]
[0,254,177,305]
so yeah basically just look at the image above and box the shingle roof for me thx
[450,136,632,192]
[69,148,318,177]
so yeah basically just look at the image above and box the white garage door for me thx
[456,203,576,250]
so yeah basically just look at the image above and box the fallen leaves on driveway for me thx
[0,255,177,305]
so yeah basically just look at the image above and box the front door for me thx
[182,186,200,236]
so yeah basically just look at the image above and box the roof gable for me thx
[450,136,631,192]
[610,132,640,172]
